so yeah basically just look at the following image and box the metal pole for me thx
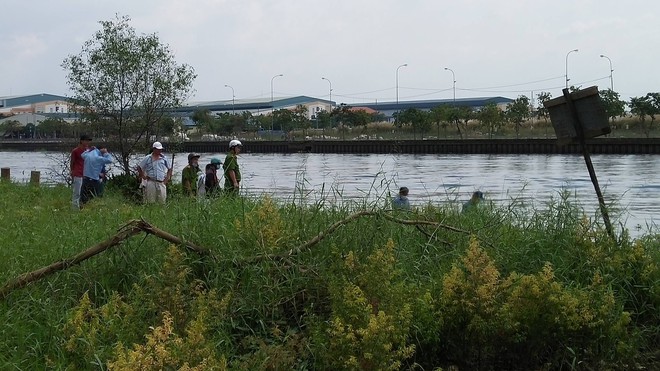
[396,63,407,105]
[600,54,614,91]
[224,84,235,114]
[565,49,578,89]
[322,77,332,112]
[270,74,283,132]
[444,67,456,106]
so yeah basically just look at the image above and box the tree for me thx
[506,96,530,139]
[192,109,214,132]
[1,120,22,139]
[272,109,293,132]
[315,110,333,131]
[455,106,473,139]
[37,117,69,138]
[62,15,196,174]
[599,89,626,123]
[331,104,353,139]
[478,103,504,139]
[629,95,657,138]
[536,92,552,123]
[394,108,430,139]
[291,104,311,136]
[350,109,373,133]
[430,105,452,138]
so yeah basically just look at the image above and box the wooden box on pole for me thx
[543,86,610,145]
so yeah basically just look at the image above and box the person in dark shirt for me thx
[462,191,485,213]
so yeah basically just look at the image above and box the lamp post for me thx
[600,54,614,91]
[321,77,332,112]
[444,67,456,106]
[224,84,235,114]
[565,49,578,88]
[270,74,283,131]
[396,63,407,105]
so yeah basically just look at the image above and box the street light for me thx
[270,74,283,131]
[224,84,235,114]
[444,67,456,106]
[321,77,332,112]
[396,63,407,105]
[565,49,578,89]
[600,54,614,91]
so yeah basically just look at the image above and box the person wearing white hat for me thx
[137,141,173,204]
[223,140,242,196]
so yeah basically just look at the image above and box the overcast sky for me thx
[2,0,658,105]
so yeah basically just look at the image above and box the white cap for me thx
[229,139,242,148]
[152,141,164,150]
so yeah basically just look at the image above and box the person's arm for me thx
[228,169,238,188]
[164,167,173,185]
[101,152,113,164]
[182,169,191,193]
[227,157,239,188]
[137,156,147,180]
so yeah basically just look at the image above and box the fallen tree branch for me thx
[248,210,489,263]
[0,219,211,300]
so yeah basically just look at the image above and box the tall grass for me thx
[0,180,658,370]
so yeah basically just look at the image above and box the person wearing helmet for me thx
[223,140,242,196]
[181,153,201,197]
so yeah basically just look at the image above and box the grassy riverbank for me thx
[0,182,658,370]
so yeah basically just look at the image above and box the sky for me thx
[1,0,659,106]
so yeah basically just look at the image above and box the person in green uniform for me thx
[181,153,201,197]
[223,140,242,196]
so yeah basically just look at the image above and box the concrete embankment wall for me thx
[1,138,660,154]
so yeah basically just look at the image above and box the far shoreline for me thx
[1,137,660,155]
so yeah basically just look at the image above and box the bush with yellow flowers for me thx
[311,239,416,370]
[62,246,231,370]
[437,238,635,370]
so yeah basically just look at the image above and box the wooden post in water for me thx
[1,168,9,182]
[29,171,40,186]
[561,88,614,239]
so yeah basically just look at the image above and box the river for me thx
[1,151,658,236]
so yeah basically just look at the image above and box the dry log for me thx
[0,219,210,300]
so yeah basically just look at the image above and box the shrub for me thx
[311,239,416,370]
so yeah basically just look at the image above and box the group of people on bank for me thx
[71,137,243,208]
[179,139,243,200]
[72,135,482,211]
[136,139,243,203]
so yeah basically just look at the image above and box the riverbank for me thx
[2,137,660,154]
[0,182,658,369]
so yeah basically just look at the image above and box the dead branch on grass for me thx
[249,210,487,263]
[0,219,211,300]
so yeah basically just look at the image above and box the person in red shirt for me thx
[71,134,91,209]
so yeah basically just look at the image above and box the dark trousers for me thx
[80,177,102,205]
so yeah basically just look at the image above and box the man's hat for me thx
[80,134,92,141]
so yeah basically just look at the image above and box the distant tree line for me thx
[3,88,659,143]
